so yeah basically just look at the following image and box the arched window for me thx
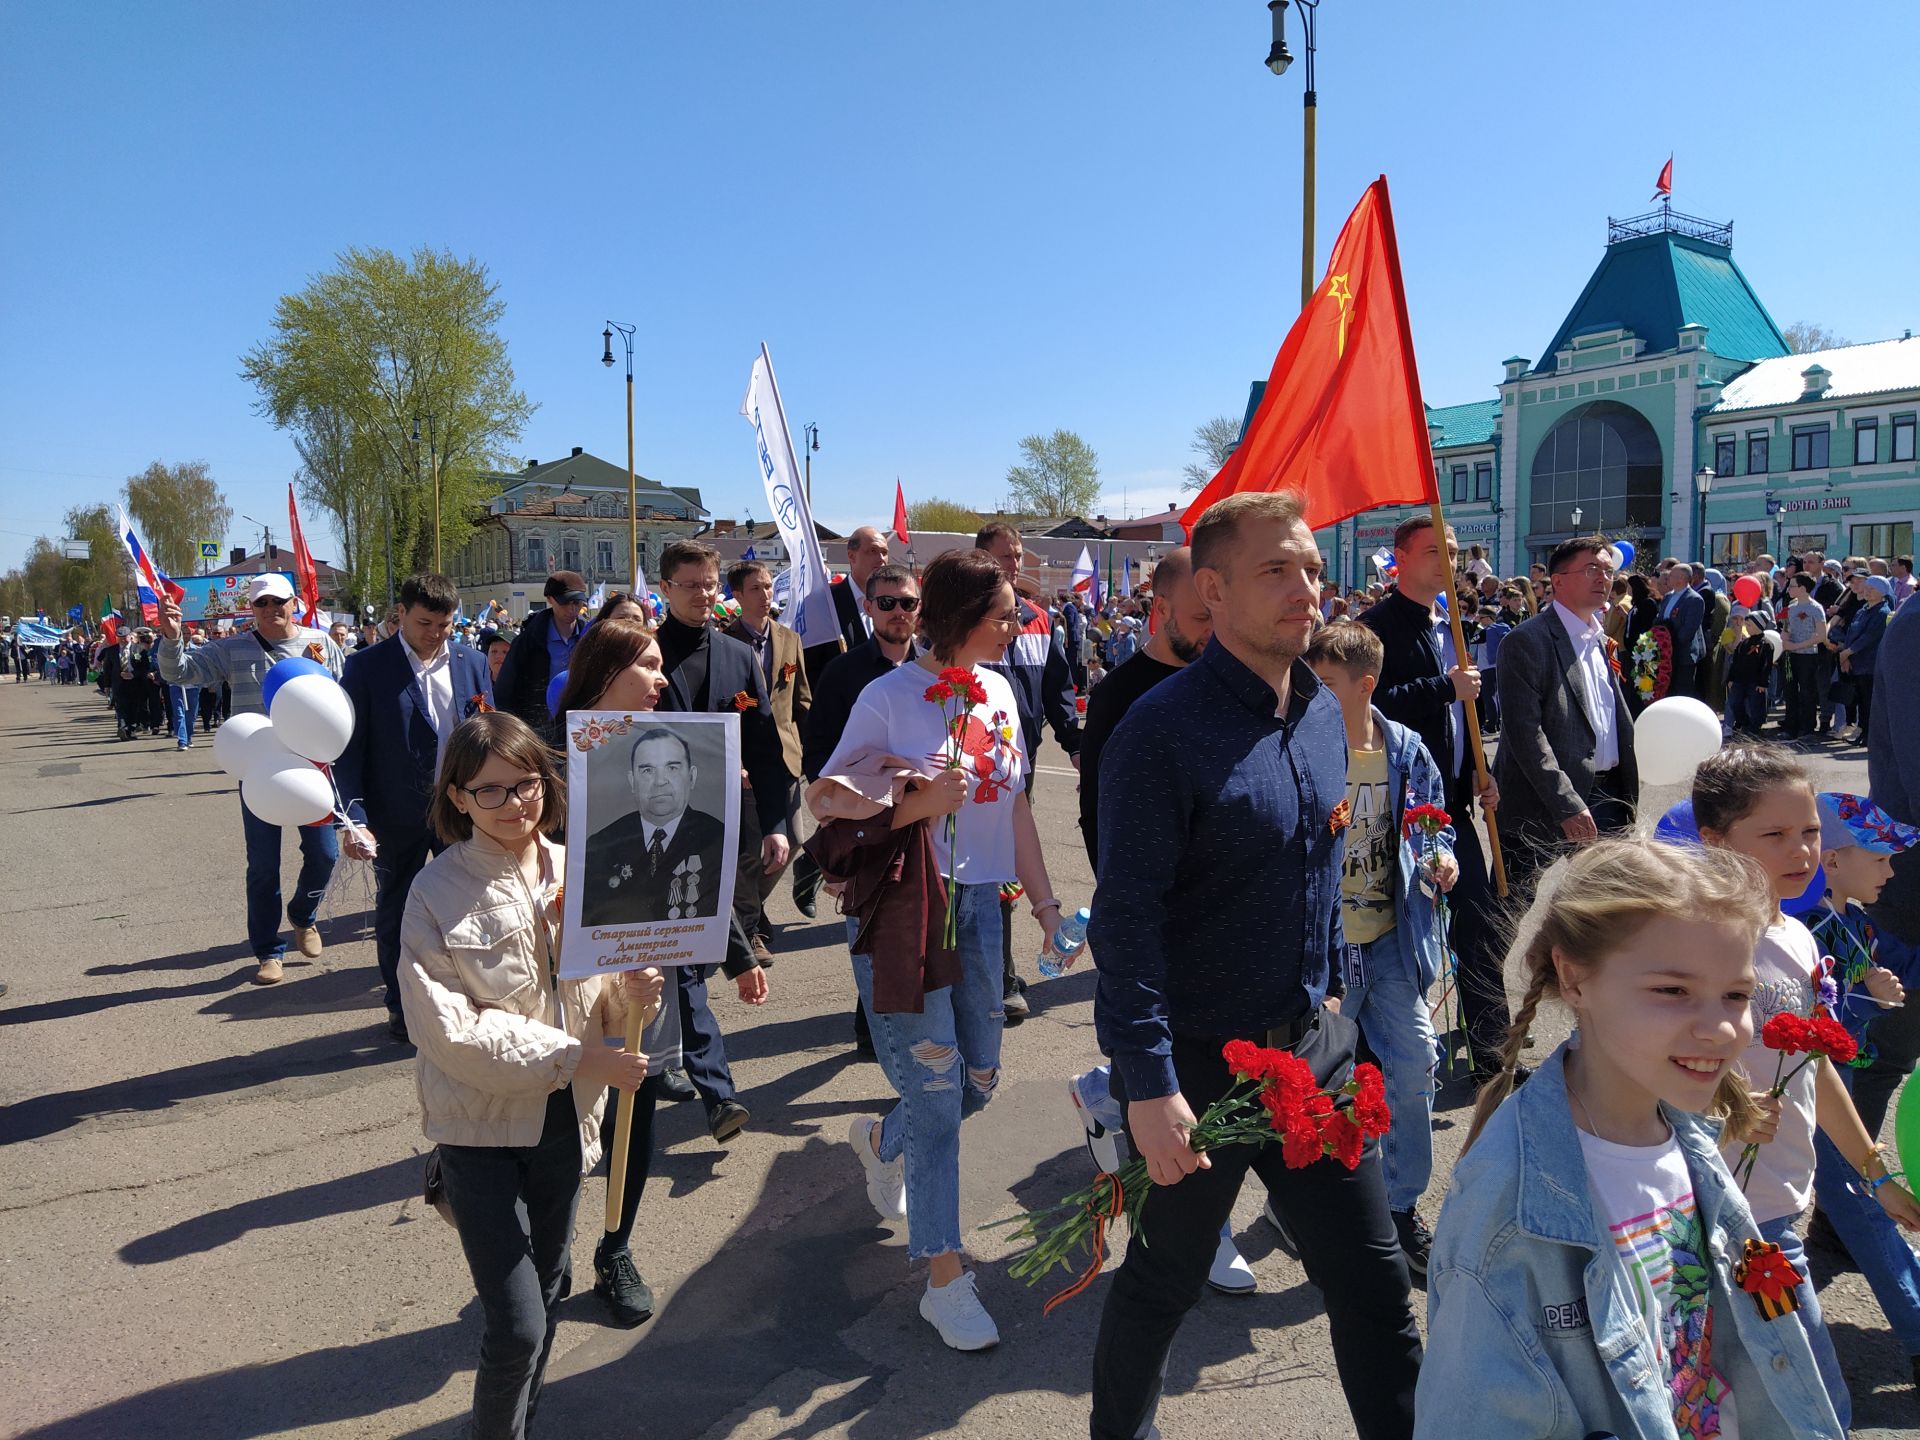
[1528,401,1663,536]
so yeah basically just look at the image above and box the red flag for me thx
[1182,176,1437,535]
[892,478,911,548]
[288,484,321,623]
[1652,155,1673,202]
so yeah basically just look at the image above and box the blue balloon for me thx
[260,654,332,710]
[1614,540,1635,570]
[1655,798,1824,915]
[546,669,569,716]
[1435,592,1448,612]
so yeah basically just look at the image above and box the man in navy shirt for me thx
[1089,492,1421,1440]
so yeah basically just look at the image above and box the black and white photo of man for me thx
[583,726,727,925]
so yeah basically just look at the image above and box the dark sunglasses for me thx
[251,596,292,608]
[872,595,920,613]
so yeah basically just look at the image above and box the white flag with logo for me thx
[1070,545,1096,598]
[741,344,836,645]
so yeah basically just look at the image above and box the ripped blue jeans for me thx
[848,881,1004,1259]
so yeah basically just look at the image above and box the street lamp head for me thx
[1265,0,1293,74]
[601,327,615,368]
[410,416,422,443]
[1695,464,1715,496]
[1571,506,1584,528]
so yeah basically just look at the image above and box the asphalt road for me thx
[0,678,1911,1438]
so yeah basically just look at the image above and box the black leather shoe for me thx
[593,1244,655,1328]
[386,1010,410,1044]
[794,884,818,919]
[708,1099,750,1143]
[657,1067,698,1104]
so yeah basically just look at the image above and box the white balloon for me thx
[1634,696,1723,787]
[212,713,272,778]
[241,752,336,827]
[270,672,355,763]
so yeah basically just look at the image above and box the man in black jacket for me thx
[1360,515,1509,1082]
[494,571,589,733]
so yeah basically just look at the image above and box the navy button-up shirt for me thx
[1091,638,1348,1100]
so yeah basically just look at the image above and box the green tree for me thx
[64,504,132,615]
[1005,429,1100,517]
[1782,321,1849,354]
[241,246,536,600]
[1181,414,1242,492]
[0,568,31,620]
[124,460,231,576]
[906,497,984,535]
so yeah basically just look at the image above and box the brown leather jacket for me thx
[804,812,958,1014]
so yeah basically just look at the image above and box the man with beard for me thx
[1089,493,1421,1440]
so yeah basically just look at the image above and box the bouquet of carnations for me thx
[923,665,989,948]
[986,1040,1389,1313]
[1731,970,1860,1192]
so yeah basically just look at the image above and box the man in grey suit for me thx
[1494,536,1640,896]
[1656,556,1707,699]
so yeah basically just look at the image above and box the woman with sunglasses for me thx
[814,547,1069,1352]
[400,710,662,1440]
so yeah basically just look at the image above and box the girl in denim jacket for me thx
[1417,841,1842,1440]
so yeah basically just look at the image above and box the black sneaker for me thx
[1392,1209,1434,1277]
[1003,985,1030,1026]
[593,1244,655,1328]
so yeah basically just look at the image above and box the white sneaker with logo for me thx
[849,1116,906,1221]
[1207,1232,1257,1294]
[919,1270,1000,1351]
[1068,1072,1123,1174]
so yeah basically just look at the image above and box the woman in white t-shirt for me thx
[819,546,1067,1353]
[1696,746,1920,1432]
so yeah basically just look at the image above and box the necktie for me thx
[648,829,667,875]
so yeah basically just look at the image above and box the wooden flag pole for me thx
[1425,492,1508,898]
[604,994,663,1233]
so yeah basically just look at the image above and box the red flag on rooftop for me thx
[892,478,911,548]
[1182,176,1437,536]
[288,484,321,624]
[1652,155,1673,202]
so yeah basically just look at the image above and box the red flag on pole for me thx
[1182,176,1438,535]
[1652,155,1673,202]
[892,478,911,548]
[288,484,321,624]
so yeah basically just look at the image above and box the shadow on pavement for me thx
[119,1153,426,1265]
[88,939,261,977]
[0,968,252,1027]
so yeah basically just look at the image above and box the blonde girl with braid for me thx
[1416,841,1842,1440]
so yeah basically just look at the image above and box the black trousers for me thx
[603,1075,662,1251]
[1784,653,1820,734]
[373,830,436,1016]
[1442,769,1510,1076]
[1498,768,1636,905]
[1091,1016,1421,1440]
[438,1087,582,1440]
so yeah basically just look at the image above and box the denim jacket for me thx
[1416,1045,1841,1440]
[1369,708,1455,992]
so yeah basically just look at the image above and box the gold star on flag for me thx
[1326,273,1355,357]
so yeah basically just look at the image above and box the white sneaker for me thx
[1068,1073,1123,1174]
[849,1116,906,1220]
[919,1270,1000,1351]
[1206,1232,1256,1294]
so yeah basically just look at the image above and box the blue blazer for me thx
[1661,583,1706,662]
[333,635,494,838]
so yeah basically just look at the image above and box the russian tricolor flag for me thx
[118,507,185,623]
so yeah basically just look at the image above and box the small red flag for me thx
[1182,176,1438,536]
[892,478,911,548]
[1652,155,1673,202]
[288,484,321,624]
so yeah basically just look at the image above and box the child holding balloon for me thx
[1692,747,1920,1430]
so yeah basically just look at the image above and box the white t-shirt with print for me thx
[823,660,1026,885]
[1579,1128,1740,1440]
[1723,915,1823,1225]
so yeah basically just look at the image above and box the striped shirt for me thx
[159,627,345,716]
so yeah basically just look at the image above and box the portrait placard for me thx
[559,709,741,979]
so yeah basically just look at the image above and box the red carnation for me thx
[1761,1013,1816,1054]
[1402,803,1451,839]
[1320,1109,1366,1170]
[1351,1063,1392,1138]
[1223,1039,1265,1080]
[1808,1015,1859,1065]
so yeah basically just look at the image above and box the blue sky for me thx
[3,1,1915,573]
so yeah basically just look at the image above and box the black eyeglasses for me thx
[460,777,544,810]
[872,595,920,613]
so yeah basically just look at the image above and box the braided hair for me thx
[1465,839,1772,1149]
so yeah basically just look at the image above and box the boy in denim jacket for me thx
[1306,622,1456,1273]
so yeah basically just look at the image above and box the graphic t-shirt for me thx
[1340,745,1397,943]
[1722,916,1822,1225]
[824,659,1026,884]
[1578,1128,1739,1440]
[1783,598,1825,651]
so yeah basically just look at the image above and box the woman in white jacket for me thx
[400,711,661,1440]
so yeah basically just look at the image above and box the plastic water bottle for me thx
[1037,906,1091,979]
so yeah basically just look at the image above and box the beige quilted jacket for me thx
[398,832,630,1173]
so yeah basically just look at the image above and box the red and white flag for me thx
[288,484,321,624]
[892,478,911,548]
[1652,155,1673,202]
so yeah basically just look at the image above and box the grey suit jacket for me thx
[1493,609,1640,837]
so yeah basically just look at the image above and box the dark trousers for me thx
[1784,653,1820,734]
[603,1076,662,1251]
[1443,771,1510,1076]
[373,830,437,1015]
[1498,769,1635,904]
[438,1087,582,1440]
[1669,650,1699,702]
[239,797,338,961]
[677,966,736,1107]
[1855,673,1876,736]
[1091,1018,1421,1440]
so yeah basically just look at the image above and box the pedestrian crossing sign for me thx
[199,540,220,560]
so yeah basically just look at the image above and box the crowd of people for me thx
[7,507,1919,1440]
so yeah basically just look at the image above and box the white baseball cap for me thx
[247,574,295,604]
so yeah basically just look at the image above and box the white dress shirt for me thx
[641,815,682,857]
[405,640,456,766]
[1551,600,1619,772]
[847,572,872,636]
[1432,615,1466,780]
